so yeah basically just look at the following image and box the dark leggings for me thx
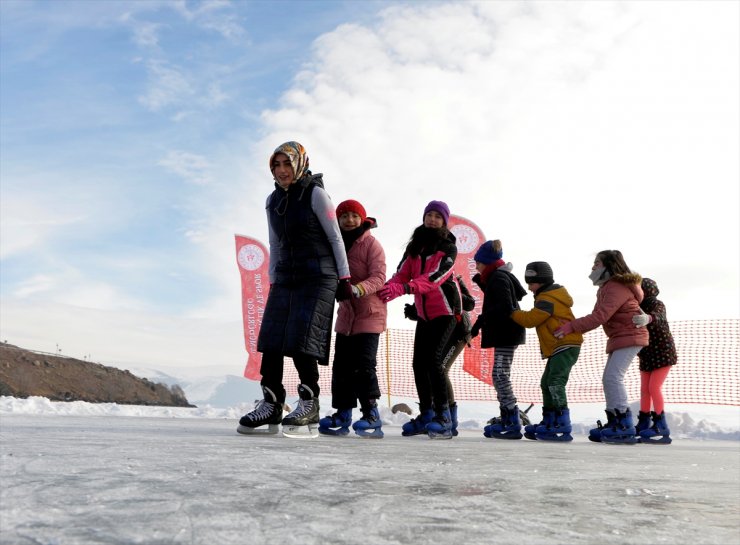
[331,333,381,410]
[259,352,319,403]
[412,315,458,411]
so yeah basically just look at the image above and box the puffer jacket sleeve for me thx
[407,243,457,294]
[387,253,413,285]
[570,282,629,333]
[356,237,386,295]
[511,300,551,328]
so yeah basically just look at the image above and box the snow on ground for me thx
[1,398,739,545]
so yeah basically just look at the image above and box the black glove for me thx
[336,278,353,302]
[404,304,419,321]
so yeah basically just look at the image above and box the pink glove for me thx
[554,321,574,339]
[377,283,408,303]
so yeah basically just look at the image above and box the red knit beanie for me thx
[336,199,367,222]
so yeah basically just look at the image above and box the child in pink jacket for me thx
[318,200,387,438]
[555,249,648,444]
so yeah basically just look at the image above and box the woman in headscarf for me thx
[237,141,351,438]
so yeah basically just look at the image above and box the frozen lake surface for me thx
[2,412,739,545]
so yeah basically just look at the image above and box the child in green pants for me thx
[511,262,583,441]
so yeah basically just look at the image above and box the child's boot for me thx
[402,407,434,437]
[353,400,384,439]
[588,409,616,443]
[318,408,352,436]
[485,405,523,440]
[536,408,573,442]
[525,408,552,440]
[639,411,672,444]
[427,404,453,440]
[601,408,638,444]
[635,411,652,438]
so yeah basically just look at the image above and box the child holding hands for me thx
[511,262,583,441]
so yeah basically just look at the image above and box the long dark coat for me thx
[257,174,337,363]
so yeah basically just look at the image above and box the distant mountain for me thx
[132,367,261,408]
[0,342,194,407]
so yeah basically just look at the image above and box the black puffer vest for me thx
[267,173,336,283]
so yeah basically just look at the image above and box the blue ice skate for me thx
[639,411,672,444]
[588,410,615,443]
[484,406,522,440]
[427,406,453,440]
[353,407,384,439]
[535,408,573,442]
[402,408,434,437]
[450,403,459,437]
[318,409,352,437]
[525,408,552,440]
[601,408,638,445]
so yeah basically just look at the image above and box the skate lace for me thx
[288,398,314,418]
[248,399,275,421]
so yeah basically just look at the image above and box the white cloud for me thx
[158,150,214,185]
[138,60,195,111]
[171,0,246,42]
[131,20,162,48]
[242,0,739,324]
[0,190,88,259]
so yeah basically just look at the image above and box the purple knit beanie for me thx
[423,200,450,225]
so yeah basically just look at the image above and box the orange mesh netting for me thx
[281,319,739,406]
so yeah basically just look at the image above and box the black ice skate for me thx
[237,386,283,435]
[282,384,320,438]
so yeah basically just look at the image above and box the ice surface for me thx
[1,403,739,545]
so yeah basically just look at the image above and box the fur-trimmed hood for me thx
[609,272,642,286]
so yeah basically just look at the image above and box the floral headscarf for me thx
[269,141,309,184]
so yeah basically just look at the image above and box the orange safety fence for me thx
[281,319,740,406]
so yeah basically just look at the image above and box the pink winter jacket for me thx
[335,230,387,335]
[570,273,649,354]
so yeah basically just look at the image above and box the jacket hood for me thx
[610,272,643,286]
[641,277,659,298]
[539,284,573,307]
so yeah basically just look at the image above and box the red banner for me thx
[235,235,270,380]
[447,215,493,385]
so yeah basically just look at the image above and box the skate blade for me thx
[489,432,523,440]
[282,424,319,438]
[602,435,638,445]
[536,432,573,442]
[355,428,384,439]
[318,426,350,436]
[640,435,672,444]
[428,431,453,440]
[237,424,280,435]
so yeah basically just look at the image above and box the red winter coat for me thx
[570,273,649,354]
[335,230,387,335]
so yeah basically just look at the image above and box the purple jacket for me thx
[335,230,387,335]
[570,273,649,354]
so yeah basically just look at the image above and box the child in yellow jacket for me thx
[511,262,583,441]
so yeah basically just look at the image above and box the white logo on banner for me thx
[451,225,479,254]
[237,244,265,271]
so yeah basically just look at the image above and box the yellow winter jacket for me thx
[511,284,583,358]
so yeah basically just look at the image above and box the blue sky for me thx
[1,1,738,373]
